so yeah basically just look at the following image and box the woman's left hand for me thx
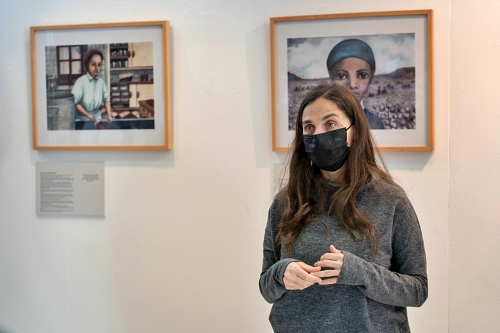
[310,245,344,285]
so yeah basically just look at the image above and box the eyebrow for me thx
[332,68,370,73]
[302,113,338,124]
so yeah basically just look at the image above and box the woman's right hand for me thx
[75,104,96,122]
[283,262,322,290]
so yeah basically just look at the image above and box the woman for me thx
[326,39,384,129]
[71,49,113,129]
[259,84,427,332]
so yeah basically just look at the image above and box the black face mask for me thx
[303,126,351,172]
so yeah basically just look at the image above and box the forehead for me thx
[302,98,348,122]
[332,57,371,71]
[89,54,102,62]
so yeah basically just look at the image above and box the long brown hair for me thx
[278,84,397,255]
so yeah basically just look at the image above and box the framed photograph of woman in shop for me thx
[30,21,172,150]
[270,10,434,151]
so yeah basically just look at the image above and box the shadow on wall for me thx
[0,325,12,333]
[382,151,433,171]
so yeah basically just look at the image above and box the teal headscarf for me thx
[326,39,376,72]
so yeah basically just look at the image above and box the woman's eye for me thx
[334,73,347,80]
[327,122,336,128]
[358,71,370,79]
[303,125,313,132]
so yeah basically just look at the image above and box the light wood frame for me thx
[30,21,172,150]
[271,10,434,152]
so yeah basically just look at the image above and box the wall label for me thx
[36,162,104,216]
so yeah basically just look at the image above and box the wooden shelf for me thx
[110,66,153,71]
[111,107,140,112]
[110,81,154,85]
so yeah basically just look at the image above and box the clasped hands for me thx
[283,245,343,290]
[88,114,114,123]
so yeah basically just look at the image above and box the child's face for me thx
[329,57,373,101]
[87,54,103,78]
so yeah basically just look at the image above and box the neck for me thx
[321,167,345,184]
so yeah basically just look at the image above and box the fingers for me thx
[290,263,322,283]
[314,252,343,269]
[313,259,342,270]
[318,252,344,261]
[310,245,344,286]
[317,245,344,263]
[283,262,322,290]
[330,244,341,253]
[296,261,321,273]
[309,267,339,286]
[284,278,305,290]
[318,277,338,285]
[283,245,344,290]
[310,268,339,278]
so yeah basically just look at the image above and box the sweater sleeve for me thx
[337,197,428,307]
[259,197,299,304]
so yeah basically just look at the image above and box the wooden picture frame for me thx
[30,21,172,150]
[271,10,434,152]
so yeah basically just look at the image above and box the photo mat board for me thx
[271,10,434,151]
[31,21,172,150]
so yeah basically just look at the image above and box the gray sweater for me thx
[259,180,428,333]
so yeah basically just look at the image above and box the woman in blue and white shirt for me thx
[71,49,113,128]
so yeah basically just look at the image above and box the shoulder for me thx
[368,179,419,223]
[359,179,411,210]
[363,108,384,129]
[360,181,421,238]
[267,191,286,227]
[371,179,406,198]
[269,191,285,214]
[73,75,88,88]
[71,76,87,95]
[76,74,89,83]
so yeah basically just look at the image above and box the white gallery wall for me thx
[449,0,500,332]
[0,0,492,332]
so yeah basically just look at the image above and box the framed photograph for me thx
[270,10,434,151]
[30,21,172,150]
